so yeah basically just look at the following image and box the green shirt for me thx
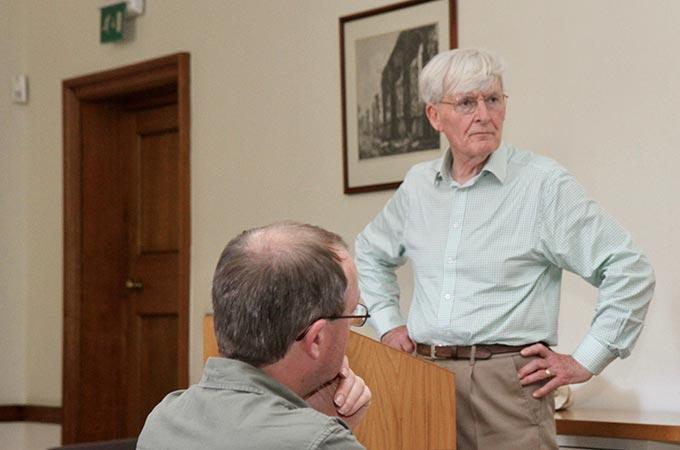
[355,143,655,375]
[137,357,365,450]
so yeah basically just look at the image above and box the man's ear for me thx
[299,319,327,360]
[425,103,442,132]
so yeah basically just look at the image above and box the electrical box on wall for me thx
[11,75,28,104]
[123,0,144,18]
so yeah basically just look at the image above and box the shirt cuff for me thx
[368,306,406,339]
[571,333,617,375]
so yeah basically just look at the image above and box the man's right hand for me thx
[380,325,415,353]
[304,357,370,430]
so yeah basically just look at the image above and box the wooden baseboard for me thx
[0,405,62,424]
[556,409,680,443]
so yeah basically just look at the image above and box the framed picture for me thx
[340,0,457,194]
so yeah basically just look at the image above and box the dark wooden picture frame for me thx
[340,0,457,194]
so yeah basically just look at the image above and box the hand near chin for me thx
[304,356,371,429]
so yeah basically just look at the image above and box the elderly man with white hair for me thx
[355,48,655,449]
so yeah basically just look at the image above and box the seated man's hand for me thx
[305,356,371,429]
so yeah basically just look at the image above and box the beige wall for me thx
[1,0,28,400]
[0,0,29,447]
[1,1,679,448]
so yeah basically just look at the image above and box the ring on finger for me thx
[544,368,553,378]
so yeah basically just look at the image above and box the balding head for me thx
[212,222,348,367]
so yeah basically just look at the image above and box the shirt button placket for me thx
[438,189,468,327]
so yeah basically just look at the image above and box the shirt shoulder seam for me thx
[307,417,356,449]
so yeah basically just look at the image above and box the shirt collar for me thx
[200,357,309,409]
[435,142,508,186]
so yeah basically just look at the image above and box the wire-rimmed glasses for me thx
[439,92,508,115]
[295,303,370,341]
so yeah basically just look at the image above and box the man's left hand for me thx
[517,343,592,398]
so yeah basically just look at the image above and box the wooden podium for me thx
[203,315,456,450]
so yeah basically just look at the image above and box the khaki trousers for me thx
[423,352,558,450]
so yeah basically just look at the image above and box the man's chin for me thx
[471,139,500,153]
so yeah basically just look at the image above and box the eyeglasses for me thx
[295,303,370,341]
[439,92,508,115]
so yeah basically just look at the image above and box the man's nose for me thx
[474,98,491,121]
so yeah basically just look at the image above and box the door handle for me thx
[125,279,144,291]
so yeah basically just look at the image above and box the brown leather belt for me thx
[416,343,528,361]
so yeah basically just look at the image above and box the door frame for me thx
[62,53,190,443]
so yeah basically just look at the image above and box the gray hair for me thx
[419,48,506,104]
[212,221,348,367]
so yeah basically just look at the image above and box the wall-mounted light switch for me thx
[12,75,28,104]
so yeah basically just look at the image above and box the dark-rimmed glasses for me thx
[295,303,370,341]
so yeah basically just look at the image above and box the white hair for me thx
[419,48,506,104]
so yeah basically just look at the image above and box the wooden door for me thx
[63,54,190,444]
[76,101,129,440]
[121,104,182,434]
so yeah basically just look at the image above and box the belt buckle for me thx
[429,344,456,360]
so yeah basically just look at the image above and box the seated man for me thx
[137,222,371,450]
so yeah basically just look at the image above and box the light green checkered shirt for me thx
[355,142,655,375]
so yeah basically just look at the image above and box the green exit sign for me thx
[100,2,126,43]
